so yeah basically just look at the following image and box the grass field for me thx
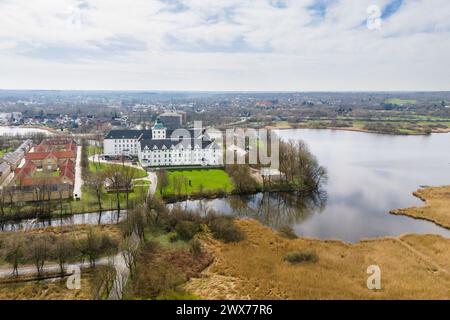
[159,169,234,196]
[89,161,148,179]
[71,161,149,213]
[185,219,450,299]
[385,98,417,105]
[87,145,103,156]
[391,186,450,229]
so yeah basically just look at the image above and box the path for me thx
[108,233,139,300]
[89,154,158,300]
[73,145,83,199]
[0,256,113,279]
[393,237,449,277]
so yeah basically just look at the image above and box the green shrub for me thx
[189,238,203,256]
[208,216,244,243]
[284,250,318,264]
[156,289,199,300]
[168,232,178,243]
[175,221,200,241]
[278,226,298,239]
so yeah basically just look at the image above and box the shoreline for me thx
[0,125,57,135]
[390,186,450,230]
[265,124,450,135]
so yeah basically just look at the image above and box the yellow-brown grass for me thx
[184,219,450,300]
[0,276,93,300]
[391,186,450,229]
[0,224,121,241]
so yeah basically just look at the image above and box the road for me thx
[73,145,83,199]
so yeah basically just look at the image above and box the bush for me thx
[175,221,200,241]
[156,289,199,300]
[132,260,186,299]
[284,250,318,264]
[189,238,202,256]
[278,226,298,239]
[168,232,178,243]
[208,216,244,243]
[163,208,205,231]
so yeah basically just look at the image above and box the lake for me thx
[0,126,52,136]
[171,129,450,242]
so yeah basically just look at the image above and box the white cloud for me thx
[0,0,449,90]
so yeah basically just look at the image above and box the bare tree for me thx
[53,236,76,276]
[91,263,116,300]
[173,175,182,197]
[4,235,25,277]
[85,172,105,224]
[104,166,125,218]
[28,235,50,277]
[82,228,103,267]
[120,236,139,278]
[157,169,169,196]
[120,165,139,210]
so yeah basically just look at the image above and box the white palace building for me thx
[103,117,222,168]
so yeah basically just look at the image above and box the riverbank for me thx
[265,122,450,135]
[184,219,450,299]
[390,186,450,229]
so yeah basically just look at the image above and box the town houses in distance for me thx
[103,117,222,168]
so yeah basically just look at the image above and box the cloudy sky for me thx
[0,0,449,91]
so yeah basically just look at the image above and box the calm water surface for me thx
[1,211,124,232]
[0,126,51,136]
[172,129,450,242]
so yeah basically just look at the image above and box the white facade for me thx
[138,142,222,167]
[104,137,141,156]
[104,122,222,167]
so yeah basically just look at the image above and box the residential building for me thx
[4,139,77,202]
[159,112,183,129]
[0,162,11,185]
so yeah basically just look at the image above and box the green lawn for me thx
[133,179,150,186]
[32,170,60,178]
[385,98,417,105]
[88,161,148,179]
[87,145,103,156]
[71,161,149,213]
[0,147,12,158]
[70,184,149,214]
[160,169,234,196]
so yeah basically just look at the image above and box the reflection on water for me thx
[170,192,327,230]
[0,126,51,136]
[171,129,450,242]
[1,210,125,232]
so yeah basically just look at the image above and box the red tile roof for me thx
[25,150,75,161]
[20,177,62,187]
[15,161,36,178]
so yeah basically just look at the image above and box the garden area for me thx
[71,161,150,214]
[157,169,234,197]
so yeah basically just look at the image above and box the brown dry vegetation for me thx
[127,241,213,299]
[184,219,450,300]
[391,186,450,229]
[0,276,93,300]
[0,224,121,242]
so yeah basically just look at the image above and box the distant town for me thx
[1,90,450,136]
